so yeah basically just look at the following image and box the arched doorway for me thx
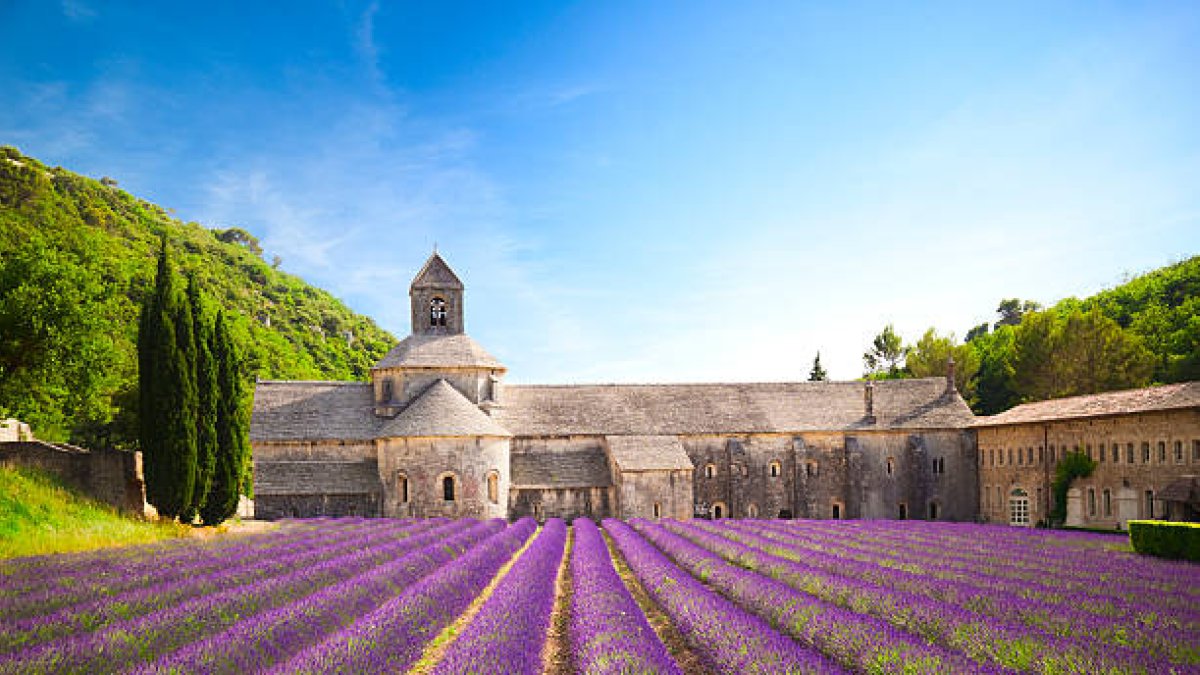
[711,502,726,519]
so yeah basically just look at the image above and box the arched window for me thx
[768,461,782,478]
[704,463,717,479]
[487,471,499,504]
[430,297,447,328]
[397,472,409,503]
[442,474,456,502]
[831,502,842,519]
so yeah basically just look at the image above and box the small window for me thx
[397,473,409,503]
[1086,444,1093,461]
[382,378,394,402]
[1111,444,1119,464]
[1017,449,1023,466]
[1193,440,1200,462]
[430,297,447,327]
[1049,445,1056,463]
[1103,489,1112,517]
[1174,441,1183,463]
[1098,443,1105,462]
[1008,448,1014,465]
[898,503,908,520]
[1158,441,1166,463]
[989,449,995,466]
[928,502,939,520]
[805,461,818,478]
[1087,488,1096,517]
[653,502,662,519]
[1142,442,1151,463]
[1038,446,1044,464]
[711,502,726,519]
[704,463,717,479]
[886,457,894,475]
[442,475,456,502]
[1027,447,1033,464]
[832,502,842,519]
[1127,443,1135,464]
[769,461,782,478]
[487,472,499,504]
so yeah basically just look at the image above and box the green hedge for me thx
[1128,520,1200,562]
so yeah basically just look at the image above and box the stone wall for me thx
[0,441,144,514]
[613,469,693,520]
[254,493,381,519]
[510,486,614,522]
[377,436,509,519]
[978,408,1200,528]
[685,430,976,521]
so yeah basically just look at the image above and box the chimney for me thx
[864,381,876,424]
[946,355,957,396]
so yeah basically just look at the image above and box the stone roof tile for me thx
[379,379,512,438]
[973,382,1200,427]
[250,381,379,442]
[511,447,612,488]
[373,334,504,370]
[607,435,694,471]
[254,460,380,495]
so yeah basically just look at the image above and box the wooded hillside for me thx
[0,147,395,447]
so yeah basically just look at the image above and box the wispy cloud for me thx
[60,0,96,21]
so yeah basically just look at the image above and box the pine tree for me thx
[201,310,249,525]
[138,238,197,519]
[808,352,828,381]
[182,276,219,522]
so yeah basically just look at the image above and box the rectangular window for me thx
[1111,444,1119,464]
[1145,490,1155,519]
[1127,443,1135,464]
[1175,441,1183,463]
[1008,448,1013,465]
[1098,443,1105,462]
[1194,440,1200,462]
[1038,446,1044,464]
[1017,449,1023,466]
[1103,489,1112,517]
[1086,444,1093,460]
[1027,447,1033,464]
[1142,442,1151,463]
[1158,441,1166,463]
[1087,488,1096,517]
[990,449,995,467]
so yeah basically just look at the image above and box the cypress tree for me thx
[137,237,197,520]
[183,276,219,522]
[201,310,249,525]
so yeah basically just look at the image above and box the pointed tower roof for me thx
[410,251,464,291]
[380,379,511,438]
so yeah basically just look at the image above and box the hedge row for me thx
[1128,520,1200,562]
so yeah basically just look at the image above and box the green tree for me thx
[1050,450,1097,526]
[995,298,1042,329]
[863,324,908,379]
[182,276,219,522]
[201,310,250,526]
[969,326,1020,415]
[905,328,980,400]
[138,239,198,520]
[808,352,828,381]
[1056,307,1154,396]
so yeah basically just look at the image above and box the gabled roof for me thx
[973,382,1200,427]
[493,378,974,436]
[374,334,505,370]
[607,435,694,471]
[410,252,463,291]
[251,381,379,442]
[379,379,511,438]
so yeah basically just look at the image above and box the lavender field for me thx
[1,517,1197,674]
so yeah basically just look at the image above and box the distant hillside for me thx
[0,465,185,558]
[0,146,396,446]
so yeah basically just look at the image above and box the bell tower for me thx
[410,251,465,335]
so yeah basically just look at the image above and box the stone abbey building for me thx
[252,252,1200,524]
[251,252,982,521]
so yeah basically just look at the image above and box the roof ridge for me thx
[503,378,944,388]
[256,380,368,386]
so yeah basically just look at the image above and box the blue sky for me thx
[3,1,1198,383]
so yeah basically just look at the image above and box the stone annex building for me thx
[250,253,1200,525]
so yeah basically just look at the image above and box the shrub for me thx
[1128,520,1200,562]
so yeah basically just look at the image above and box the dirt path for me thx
[543,525,574,675]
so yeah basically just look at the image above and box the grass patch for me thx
[0,465,186,558]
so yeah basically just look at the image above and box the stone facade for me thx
[976,383,1200,528]
[251,252,985,522]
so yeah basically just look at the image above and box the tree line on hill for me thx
[0,147,395,455]
[829,255,1199,414]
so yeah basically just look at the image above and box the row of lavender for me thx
[3,517,1196,673]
